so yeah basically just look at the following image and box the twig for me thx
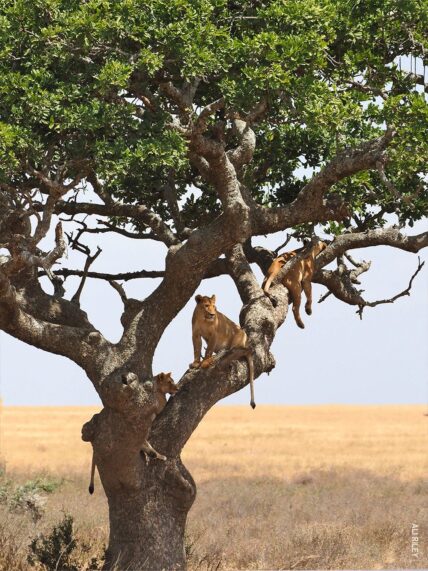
[318,290,332,303]
[71,246,102,306]
[357,257,424,318]
[109,280,128,304]
[376,161,399,199]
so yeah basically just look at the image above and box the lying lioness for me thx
[190,294,255,408]
[263,241,327,329]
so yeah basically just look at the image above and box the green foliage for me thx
[0,0,426,233]
[11,476,63,499]
[0,474,62,504]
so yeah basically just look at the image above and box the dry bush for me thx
[0,471,106,571]
[0,513,32,571]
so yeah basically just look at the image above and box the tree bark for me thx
[82,404,196,571]
[104,479,193,571]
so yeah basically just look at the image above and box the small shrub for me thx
[19,476,63,495]
[27,513,105,571]
[28,513,78,571]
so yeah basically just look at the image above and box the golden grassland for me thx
[1,405,427,570]
[3,404,427,479]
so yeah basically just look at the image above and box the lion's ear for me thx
[166,372,172,377]
[211,294,216,303]
[195,294,202,303]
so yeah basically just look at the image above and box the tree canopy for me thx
[1,0,427,235]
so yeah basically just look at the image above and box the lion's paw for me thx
[200,357,214,369]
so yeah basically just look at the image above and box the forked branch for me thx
[356,257,425,318]
[109,280,128,304]
[71,246,102,306]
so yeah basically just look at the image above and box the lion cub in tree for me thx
[88,372,178,494]
[140,372,178,462]
[190,294,255,408]
[263,241,327,329]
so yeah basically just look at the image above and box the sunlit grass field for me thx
[1,405,427,570]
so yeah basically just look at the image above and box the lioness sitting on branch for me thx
[263,241,327,329]
[88,372,178,494]
[189,294,255,409]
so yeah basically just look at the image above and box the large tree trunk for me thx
[104,465,194,571]
[82,407,196,571]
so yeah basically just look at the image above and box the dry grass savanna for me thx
[1,405,427,570]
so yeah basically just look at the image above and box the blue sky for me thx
[1,218,427,406]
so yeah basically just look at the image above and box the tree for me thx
[0,0,427,569]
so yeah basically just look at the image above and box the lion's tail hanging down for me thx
[246,352,255,409]
[88,452,96,495]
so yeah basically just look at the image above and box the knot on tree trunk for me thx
[120,298,141,328]
[100,370,160,421]
[152,457,197,510]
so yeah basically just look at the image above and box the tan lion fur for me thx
[190,294,256,409]
[263,241,327,329]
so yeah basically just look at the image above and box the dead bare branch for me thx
[71,246,102,306]
[109,280,128,304]
[356,257,425,318]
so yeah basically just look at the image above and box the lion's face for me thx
[195,294,217,321]
[269,252,296,272]
[156,372,178,395]
[314,241,327,256]
[275,251,296,267]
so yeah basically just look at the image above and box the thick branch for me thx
[227,119,256,170]
[314,228,428,270]
[314,268,367,306]
[252,129,396,235]
[0,288,111,382]
[313,229,428,310]
[43,200,179,247]
[225,243,260,304]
